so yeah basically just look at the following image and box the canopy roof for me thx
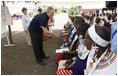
[38,1,105,9]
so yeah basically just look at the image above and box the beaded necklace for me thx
[92,49,116,69]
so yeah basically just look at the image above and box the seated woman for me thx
[62,19,74,45]
[95,17,104,26]
[104,13,113,31]
[57,34,79,65]
[112,13,117,22]
[62,33,70,45]
[85,15,90,24]
[72,23,90,75]
[106,13,113,24]
[105,13,117,32]
[61,16,85,48]
[63,14,75,35]
[89,16,94,26]
[84,25,117,75]
[56,22,90,75]
[57,17,85,64]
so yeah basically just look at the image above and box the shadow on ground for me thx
[1,29,62,75]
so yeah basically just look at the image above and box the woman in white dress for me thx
[84,25,117,75]
[22,7,31,45]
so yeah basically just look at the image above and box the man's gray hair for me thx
[46,7,54,13]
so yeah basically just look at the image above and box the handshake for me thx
[43,28,61,37]
[54,33,61,37]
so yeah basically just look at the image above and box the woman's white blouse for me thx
[22,14,31,30]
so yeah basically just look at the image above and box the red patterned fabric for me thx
[56,54,63,65]
[42,24,50,39]
[56,69,72,75]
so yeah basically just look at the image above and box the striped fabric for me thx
[56,69,72,75]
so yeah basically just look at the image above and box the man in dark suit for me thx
[28,7,60,65]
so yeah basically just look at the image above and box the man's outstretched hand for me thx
[54,33,61,37]
[42,27,61,37]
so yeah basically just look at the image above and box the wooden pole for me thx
[8,25,14,44]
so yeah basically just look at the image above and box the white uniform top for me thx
[85,19,89,24]
[69,34,78,51]
[106,19,113,25]
[22,14,31,30]
[99,10,102,14]
[77,38,90,60]
[106,10,112,14]
[101,16,107,21]
[71,27,76,35]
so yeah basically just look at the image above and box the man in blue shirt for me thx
[28,7,60,65]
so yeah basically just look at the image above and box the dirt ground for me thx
[1,30,62,75]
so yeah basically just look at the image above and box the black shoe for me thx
[37,60,46,65]
[42,56,50,59]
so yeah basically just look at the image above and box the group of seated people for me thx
[82,10,117,31]
[55,9,117,75]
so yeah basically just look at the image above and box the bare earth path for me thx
[1,30,62,75]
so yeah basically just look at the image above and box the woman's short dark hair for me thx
[95,25,111,41]
[77,22,90,37]
[74,16,85,25]
[22,7,27,13]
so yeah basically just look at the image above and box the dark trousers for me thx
[30,34,46,62]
